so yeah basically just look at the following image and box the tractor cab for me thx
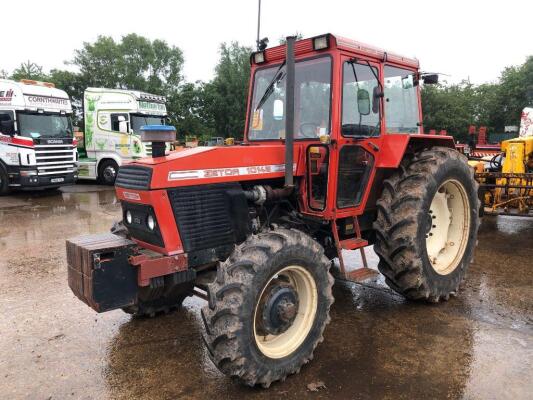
[246,34,452,223]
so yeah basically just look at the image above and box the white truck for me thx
[0,79,77,194]
[77,88,168,184]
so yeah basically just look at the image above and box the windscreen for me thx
[248,56,331,140]
[17,112,73,138]
[130,114,166,134]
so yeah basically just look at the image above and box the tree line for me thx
[2,34,532,142]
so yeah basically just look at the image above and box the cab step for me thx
[339,237,368,250]
[343,268,380,283]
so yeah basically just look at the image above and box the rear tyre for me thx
[0,167,10,195]
[98,160,119,185]
[201,228,334,387]
[373,147,480,302]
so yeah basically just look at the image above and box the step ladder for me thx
[332,217,379,283]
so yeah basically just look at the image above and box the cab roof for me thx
[85,87,166,104]
[256,33,419,69]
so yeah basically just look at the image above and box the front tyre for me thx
[373,147,480,302]
[98,160,119,185]
[201,228,334,387]
[0,167,10,195]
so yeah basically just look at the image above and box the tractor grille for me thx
[167,183,249,253]
[115,165,152,190]
[34,144,76,176]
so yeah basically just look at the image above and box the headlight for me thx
[20,170,38,177]
[147,214,156,230]
[125,210,133,224]
[312,35,330,50]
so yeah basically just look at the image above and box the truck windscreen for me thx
[17,112,73,138]
[131,114,166,134]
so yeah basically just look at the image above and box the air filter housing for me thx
[140,124,176,157]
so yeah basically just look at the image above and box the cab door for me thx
[333,55,383,217]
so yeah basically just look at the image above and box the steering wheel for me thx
[299,122,319,138]
[489,153,503,170]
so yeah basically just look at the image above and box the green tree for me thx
[421,81,478,142]
[497,56,533,127]
[203,42,253,138]
[71,34,184,95]
[170,81,214,140]
[11,61,48,81]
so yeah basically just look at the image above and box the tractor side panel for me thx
[376,134,455,169]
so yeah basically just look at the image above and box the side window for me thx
[110,113,129,132]
[0,111,15,135]
[307,145,329,211]
[337,146,374,208]
[342,61,380,137]
[384,66,420,133]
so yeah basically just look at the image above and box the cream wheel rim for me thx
[253,265,318,359]
[426,179,471,275]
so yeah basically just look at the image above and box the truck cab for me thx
[77,88,168,184]
[0,79,77,194]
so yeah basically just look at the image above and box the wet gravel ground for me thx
[0,185,531,399]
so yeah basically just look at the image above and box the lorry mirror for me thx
[357,89,371,116]
[273,99,284,121]
[118,120,128,134]
[422,74,439,85]
[372,87,383,114]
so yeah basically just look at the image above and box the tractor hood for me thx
[130,145,302,189]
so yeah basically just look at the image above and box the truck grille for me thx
[115,165,152,190]
[144,143,152,156]
[35,144,76,176]
[167,183,250,253]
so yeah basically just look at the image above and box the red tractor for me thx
[67,34,480,387]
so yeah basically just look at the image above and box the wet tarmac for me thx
[0,185,531,399]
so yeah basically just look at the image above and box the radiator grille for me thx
[167,183,245,253]
[34,144,76,176]
[115,165,152,190]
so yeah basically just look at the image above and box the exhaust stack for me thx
[284,36,296,188]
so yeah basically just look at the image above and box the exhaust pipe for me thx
[284,36,296,188]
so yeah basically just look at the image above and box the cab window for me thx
[248,56,331,140]
[0,111,15,135]
[111,113,129,132]
[342,61,380,137]
[384,66,420,133]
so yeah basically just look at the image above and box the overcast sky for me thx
[2,0,531,84]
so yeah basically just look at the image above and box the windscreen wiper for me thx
[254,60,286,111]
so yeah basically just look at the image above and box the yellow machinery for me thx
[474,136,533,216]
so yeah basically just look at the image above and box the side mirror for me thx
[422,74,439,85]
[372,86,383,114]
[0,119,15,135]
[273,99,284,121]
[357,89,370,116]
[117,116,128,133]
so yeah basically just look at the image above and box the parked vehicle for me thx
[471,107,533,217]
[0,79,77,194]
[77,88,168,184]
[67,34,480,387]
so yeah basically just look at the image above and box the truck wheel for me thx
[373,147,480,302]
[98,160,119,185]
[0,167,10,195]
[201,228,334,387]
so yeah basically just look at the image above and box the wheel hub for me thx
[104,166,116,180]
[426,180,470,275]
[257,282,299,336]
